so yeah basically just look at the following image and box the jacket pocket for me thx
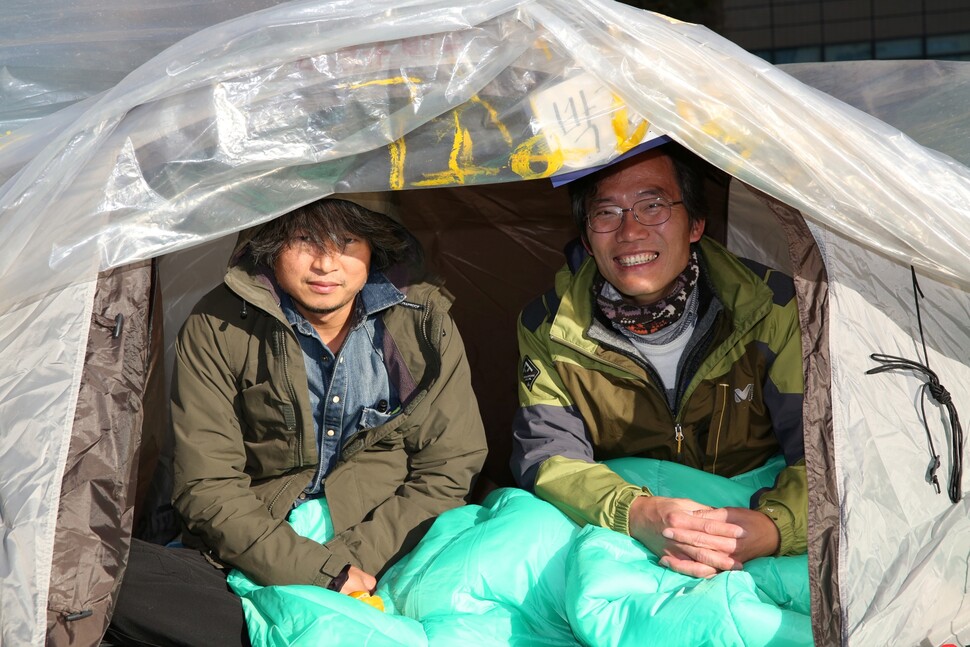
[239,382,296,442]
[710,383,730,475]
[705,378,768,477]
[352,407,405,455]
[358,406,396,431]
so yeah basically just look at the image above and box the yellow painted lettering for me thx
[415,110,500,186]
[509,134,564,180]
[388,138,406,190]
[470,95,513,145]
[339,76,424,89]
[611,95,648,153]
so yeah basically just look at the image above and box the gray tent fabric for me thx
[0,1,968,646]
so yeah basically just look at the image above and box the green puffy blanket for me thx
[228,456,812,646]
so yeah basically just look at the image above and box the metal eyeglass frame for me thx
[585,197,684,233]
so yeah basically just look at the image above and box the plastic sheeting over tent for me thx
[5,0,970,305]
[0,1,968,646]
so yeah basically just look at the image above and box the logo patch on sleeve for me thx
[521,356,541,391]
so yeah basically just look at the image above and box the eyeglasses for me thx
[585,197,684,233]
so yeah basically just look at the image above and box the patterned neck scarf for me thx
[593,248,701,336]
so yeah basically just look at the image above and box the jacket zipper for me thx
[276,325,304,465]
[422,292,434,348]
[674,423,684,459]
[672,310,722,412]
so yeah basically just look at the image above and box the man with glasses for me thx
[511,143,807,577]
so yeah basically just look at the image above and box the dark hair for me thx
[568,141,709,243]
[247,197,423,272]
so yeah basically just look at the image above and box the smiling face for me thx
[273,233,372,328]
[583,152,705,305]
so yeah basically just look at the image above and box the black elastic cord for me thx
[865,268,963,504]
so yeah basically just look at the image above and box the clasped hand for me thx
[339,566,377,595]
[628,495,780,578]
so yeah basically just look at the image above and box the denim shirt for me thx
[280,272,405,499]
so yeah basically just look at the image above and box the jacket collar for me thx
[279,272,405,335]
[223,253,447,328]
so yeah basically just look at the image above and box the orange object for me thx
[349,590,385,612]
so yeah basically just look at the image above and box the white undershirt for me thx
[607,282,700,404]
[622,320,694,393]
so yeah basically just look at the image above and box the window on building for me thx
[927,32,970,59]
[875,38,923,59]
[774,45,822,63]
[824,42,871,61]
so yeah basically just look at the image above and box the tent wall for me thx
[815,225,970,645]
[0,283,96,646]
[723,177,970,644]
[397,181,575,493]
[726,184,837,646]
[46,261,160,645]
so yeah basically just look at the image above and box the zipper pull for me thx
[675,423,684,456]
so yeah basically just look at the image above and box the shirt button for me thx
[339,357,344,363]
[326,429,335,437]
[332,395,340,404]
[299,493,307,500]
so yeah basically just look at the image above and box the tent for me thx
[1,0,968,645]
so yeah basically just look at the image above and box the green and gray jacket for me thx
[172,255,487,588]
[511,237,807,555]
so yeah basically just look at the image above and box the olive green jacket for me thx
[172,258,487,587]
[511,237,807,555]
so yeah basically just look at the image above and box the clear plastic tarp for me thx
[2,0,970,314]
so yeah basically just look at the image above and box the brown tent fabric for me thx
[755,190,836,646]
[46,261,160,646]
[398,180,574,495]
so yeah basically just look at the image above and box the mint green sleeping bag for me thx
[228,456,812,646]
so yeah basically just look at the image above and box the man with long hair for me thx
[108,194,487,646]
